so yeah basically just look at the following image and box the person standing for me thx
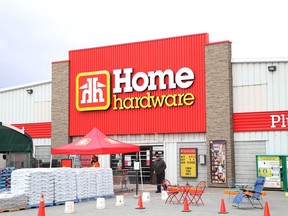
[91,155,100,168]
[153,154,166,193]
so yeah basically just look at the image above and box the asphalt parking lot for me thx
[1,184,287,215]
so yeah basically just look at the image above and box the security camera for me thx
[26,89,33,94]
[268,65,276,72]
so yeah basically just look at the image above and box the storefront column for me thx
[205,42,235,187]
[51,61,71,161]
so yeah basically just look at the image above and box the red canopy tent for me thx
[51,127,143,192]
[51,127,140,155]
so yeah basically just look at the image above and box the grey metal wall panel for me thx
[234,141,266,183]
[0,81,51,124]
[233,61,288,112]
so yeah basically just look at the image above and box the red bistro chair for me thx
[162,179,171,191]
[188,181,206,206]
[165,186,180,204]
[177,185,191,204]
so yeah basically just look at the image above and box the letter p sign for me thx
[270,114,281,128]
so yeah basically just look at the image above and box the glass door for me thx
[111,145,164,184]
[122,146,152,184]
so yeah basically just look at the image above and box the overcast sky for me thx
[1,0,287,89]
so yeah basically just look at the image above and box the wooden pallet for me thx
[0,206,27,213]
[76,197,96,203]
[28,202,54,209]
[54,199,78,206]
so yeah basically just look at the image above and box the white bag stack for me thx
[10,167,114,205]
[11,169,31,195]
[28,168,54,205]
[75,168,90,199]
[11,168,54,206]
[0,193,28,209]
[87,168,97,197]
[95,168,114,197]
[54,168,77,203]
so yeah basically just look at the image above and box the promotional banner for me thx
[80,155,91,167]
[180,148,197,177]
[257,156,281,188]
[210,140,226,184]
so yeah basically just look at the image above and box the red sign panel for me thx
[233,111,288,132]
[13,122,51,138]
[69,34,208,136]
[61,159,72,168]
[180,148,197,154]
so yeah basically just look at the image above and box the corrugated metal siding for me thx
[233,61,288,155]
[233,111,288,132]
[234,131,268,142]
[164,142,178,184]
[33,138,51,146]
[233,61,288,112]
[234,131,288,155]
[69,34,208,136]
[234,141,266,182]
[106,132,206,146]
[12,122,51,138]
[0,81,51,124]
[267,131,288,154]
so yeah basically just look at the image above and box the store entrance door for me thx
[110,145,164,184]
[151,147,164,185]
[122,146,152,184]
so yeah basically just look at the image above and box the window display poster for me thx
[80,155,91,167]
[210,140,226,184]
[257,156,281,188]
[180,148,197,177]
[146,150,150,166]
[124,155,132,166]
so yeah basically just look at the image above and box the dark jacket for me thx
[154,158,166,175]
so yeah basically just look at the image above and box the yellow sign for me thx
[258,156,279,161]
[259,168,272,177]
[180,148,197,177]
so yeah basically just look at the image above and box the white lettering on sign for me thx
[270,114,288,128]
[113,67,194,93]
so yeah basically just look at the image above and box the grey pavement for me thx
[1,184,287,215]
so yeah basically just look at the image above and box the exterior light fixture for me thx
[268,65,277,72]
[26,89,33,94]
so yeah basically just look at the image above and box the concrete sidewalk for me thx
[2,184,287,215]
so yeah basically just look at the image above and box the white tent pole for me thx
[139,150,144,191]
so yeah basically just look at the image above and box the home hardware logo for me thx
[76,71,110,111]
[76,67,195,111]
[75,138,91,146]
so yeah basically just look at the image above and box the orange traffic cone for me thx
[38,194,46,216]
[182,197,191,212]
[218,198,228,214]
[135,195,145,209]
[263,201,270,216]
